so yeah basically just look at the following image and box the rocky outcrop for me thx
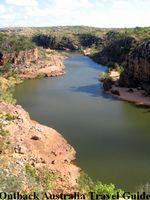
[91,37,136,66]
[0,48,65,79]
[18,53,65,79]
[78,33,102,47]
[119,41,150,90]
[0,48,38,66]
[0,102,80,193]
[32,34,103,51]
[83,48,92,56]
[33,35,79,51]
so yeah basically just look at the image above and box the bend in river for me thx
[14,54,150,191]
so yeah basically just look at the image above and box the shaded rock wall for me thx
[119,41,150,88]
[33,35,79,50]
[91,37,136,65]
[32,34,103,51]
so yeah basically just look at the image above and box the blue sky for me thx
[0,0,150,28]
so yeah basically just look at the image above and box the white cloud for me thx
[0,4,6,12]
[25,6,50,17]
[0,0,150,27]
[0,13,15,21]
[5,0,38,7]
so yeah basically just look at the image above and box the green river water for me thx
[14,54,150,191]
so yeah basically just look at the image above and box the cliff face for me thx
[0,48,65,79]
[0,48,38,66]
[119,41,150,90]
[0,102,79,193]
[91,37,136,65]
[33,35,79,50]
[32,34,103,51]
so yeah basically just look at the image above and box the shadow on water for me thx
[71,83,117,100]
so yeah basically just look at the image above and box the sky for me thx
[0,0,150,28]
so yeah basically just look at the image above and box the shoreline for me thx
[0,50,80,193]
[108,86,150,107]
[102,70,150,108]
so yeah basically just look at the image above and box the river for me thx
[14,54,150,191]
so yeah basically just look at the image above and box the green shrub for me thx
[78,173,124,200]
[0,169,22,192]
[25,164,57,191]
[100,72,111,81]
[0,90,16,105]
[0,123,9,136]
[91,183,124,200]
[0,33,35,53]
[0,113,16,121]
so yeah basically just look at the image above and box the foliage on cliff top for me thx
[0,33,35,53]
[2,26,149,39]
[0,26,149,53]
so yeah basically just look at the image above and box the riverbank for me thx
[0,101,80,193]
[0,50,81,193]
[102,71,150,107]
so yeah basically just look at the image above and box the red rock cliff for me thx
[119,41,150,92]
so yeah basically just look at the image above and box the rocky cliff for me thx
[0,102,80,193]
[119,41,150,92]
[33,35,79,50]
[0,48,38,66]
[32,34,103,51]
[91,36,136,66]
[0,48,65,79]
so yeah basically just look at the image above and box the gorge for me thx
[14,54,150,191]
[0,26,150,194]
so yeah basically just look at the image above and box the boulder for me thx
[103,78,113,91]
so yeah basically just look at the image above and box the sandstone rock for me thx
[14,144,27,154]
[119,41,150,92]
[0,48,38,66]
[92,37,136,65]
[0,48,65,79]
[83,48,92,56]
[0,101,80,192]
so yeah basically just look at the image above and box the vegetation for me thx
[107,63,124,73]
[0,123,9,137]
[0,33,35,53]
[0,89,16,104]
[78,173,124,200]
[0,169,22,193]
[0,113,16,121]
[25,164,57,192]
[0,25,149,195]
[0,75,22,104]
[0,26,149,70]
[0,112,16,137]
